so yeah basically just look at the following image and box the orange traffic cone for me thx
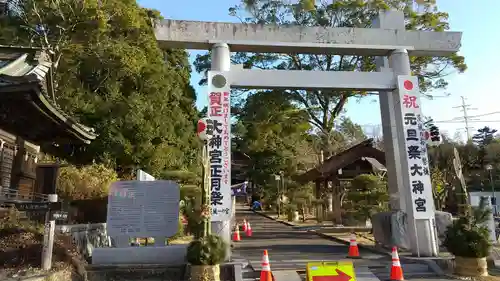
[246,222,253,237]
[242,219,248,232]
[233,224,241,242]
[390,247,404,281]
[260,250,273,281]
[347,233,361,258]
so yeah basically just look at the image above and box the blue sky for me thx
[139,0,500,139]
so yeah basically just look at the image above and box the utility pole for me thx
[452,96,477,140]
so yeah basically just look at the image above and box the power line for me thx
[434,111,500,123]
[468,111,500,118]
[452,96,478,140]
[435,120,500,124]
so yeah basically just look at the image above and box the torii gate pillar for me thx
[210,43,232,260]
[375,11,438,256]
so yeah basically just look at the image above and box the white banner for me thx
[207,71,232,221]
[398,75,435,220]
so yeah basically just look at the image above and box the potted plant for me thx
[443,197,492,277]
[185,234,228,281]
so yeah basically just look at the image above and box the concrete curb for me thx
[252,211,391,257]
[418,259,446,276]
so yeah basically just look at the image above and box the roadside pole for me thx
[41,194,57,270]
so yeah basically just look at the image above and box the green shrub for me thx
[57,163,118,200]
[443,197,492,258]
[186,234,227,265]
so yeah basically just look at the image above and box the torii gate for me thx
[154,10,462,258]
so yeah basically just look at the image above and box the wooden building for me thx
[294,138,386,223]
[0,129,39,197]
[0,46,97,198]
[295,138,386,184]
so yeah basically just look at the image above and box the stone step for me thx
[369,263,439,280]
[232,258,259,281]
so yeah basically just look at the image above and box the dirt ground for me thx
[0,226,86,278]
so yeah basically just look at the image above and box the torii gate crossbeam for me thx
[154,19,461,56]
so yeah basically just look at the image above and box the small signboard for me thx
[106,180,180,238]
[14,202,61,212]
[50,210,68,221]
[306,261,356,281]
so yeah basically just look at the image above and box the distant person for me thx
[252,200,262,211]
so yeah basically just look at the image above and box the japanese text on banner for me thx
[399,76,435,220]
[207,72,231,221]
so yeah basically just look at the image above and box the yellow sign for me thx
[306,261,356,281]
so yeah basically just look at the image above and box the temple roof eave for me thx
[0,46,98,145]
[294,139,386,183]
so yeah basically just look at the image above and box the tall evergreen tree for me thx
[0,0,200,177]
[233,90,313,184]
[472,126,498,168]
[473,126,498,147]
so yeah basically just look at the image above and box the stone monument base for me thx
[92,245,187,265]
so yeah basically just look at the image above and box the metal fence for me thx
[0,187,49,203]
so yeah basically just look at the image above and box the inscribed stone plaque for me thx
[106,180,180,238]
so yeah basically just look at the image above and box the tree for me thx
[1,0,200,177]
[472,126,498,168]
[194,0,466,157]
[473,126,498,147]
[335,117,367,145]
[233,90,314,186]
[430,166,447,211]
[345,174,389,224]
[484,141,500,169]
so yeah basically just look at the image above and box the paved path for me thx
[233,205,389,271]
[232,205,451,281]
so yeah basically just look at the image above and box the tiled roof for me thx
[295,139,386,182]
[0,46,97,144]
